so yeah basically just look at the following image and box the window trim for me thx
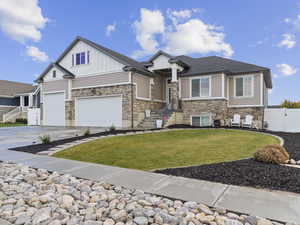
[233,75,254,98]
[190,75,212,98]
[190,113,212,127]
[72,51,90,67]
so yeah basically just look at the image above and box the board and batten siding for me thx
[133,74,151,99]
[43,67,65,82]
[59,40,124,77]
[42,80,69,99]
[73,72,129,89]
[180,74,223,99]
[228,73,262,106]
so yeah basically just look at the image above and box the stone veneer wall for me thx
[181,99,264,128]
[181,99,228,125]
[70,84,133,128]
[228,107,264,128]
[65,100,75,126]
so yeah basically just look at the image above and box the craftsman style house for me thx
[35,36,272,128]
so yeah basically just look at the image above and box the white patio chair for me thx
[242,115,254,128]
[230,114,241,127]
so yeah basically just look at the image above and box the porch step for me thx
[137,109,175,129]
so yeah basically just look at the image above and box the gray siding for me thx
[133,74,150,99]
[228,73,262,106]
[180,73,223,99]
[0,97,19,106]
[73,72,129,88]
[42,80,69,99]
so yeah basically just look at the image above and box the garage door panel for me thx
[76,96,122,127]
[43,92,65,126]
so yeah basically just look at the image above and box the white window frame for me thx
[190,113,212,127]
[233,75,254,98]
[72,51,90,67]
[190,76,212,98]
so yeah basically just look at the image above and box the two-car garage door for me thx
[75,96,122,127]
[43,93,122,127]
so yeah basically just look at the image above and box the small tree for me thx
[281,100,300,108]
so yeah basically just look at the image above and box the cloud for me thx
[272,73,278,78]
[132,8,165,58]
[132,8,233,59]
[0,0,48,43]
[164,19,233,57]
[26,46,48,62]
[277,33,296,49]
[106,22,116,36]
[276,63,297,76]
[284,18,291,23]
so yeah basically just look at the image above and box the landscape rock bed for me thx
[157,128,300,194]
[0,162,283,225]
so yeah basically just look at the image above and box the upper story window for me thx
[234,75,253,97]
[191,76,211,98]
[72,51,90,66]
[52,70,56,78]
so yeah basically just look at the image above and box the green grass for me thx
[0,123,27,127]
[54,129,279,171]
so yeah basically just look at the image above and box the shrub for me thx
[39,135,51,144]
[84,128,90,136]
[254,144,289,164]
[16,118,27,124]
[109,124,116,132]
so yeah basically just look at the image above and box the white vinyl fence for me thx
[264,108,300,132]
[27,108,41,126]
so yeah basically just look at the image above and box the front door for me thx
[166,78,172,109]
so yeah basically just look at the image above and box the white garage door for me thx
[43,92,65,126]
[76,96,122,127]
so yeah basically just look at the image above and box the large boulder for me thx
[254,144,289,164]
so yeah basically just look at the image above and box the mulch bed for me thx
[9,129,159,154]
[157,126,300,194]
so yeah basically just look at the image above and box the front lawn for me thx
[54,129,279,171]
[0,123,27,128]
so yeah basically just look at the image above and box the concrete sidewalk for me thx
[0,149,299,223]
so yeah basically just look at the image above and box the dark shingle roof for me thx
[36,36,272,88]
[0,80,35,97]
[35,63,74,83]
[174,56,272,88]
[57,37,153,77]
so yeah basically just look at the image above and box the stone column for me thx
[170,82,180,110]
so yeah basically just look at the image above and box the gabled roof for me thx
[57,36,153,76]
[174,56,272,88]
[35,63,74,83]
[0,80,35,97]
[148,50,173,62]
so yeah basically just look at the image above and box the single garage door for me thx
[43,92,65,126]
[76,96,122,127]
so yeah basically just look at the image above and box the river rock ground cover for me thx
[0,162,284,225]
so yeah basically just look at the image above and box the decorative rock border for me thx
[0,162,287,225]
[42,128,284,157]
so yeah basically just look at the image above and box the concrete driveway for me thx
[0,126,105,150]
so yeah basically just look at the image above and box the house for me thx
[0,80,39,123]
[35,36,272,128]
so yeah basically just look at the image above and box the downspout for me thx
[130,71,134,129]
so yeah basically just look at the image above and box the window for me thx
[73,51,89,66]
[191,77,210,97]
[235,76,253,97]
[191,114,211,127]
[52,70,56,78]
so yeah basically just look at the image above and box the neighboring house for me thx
[0,80,39,123]
[35,36,272,128]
